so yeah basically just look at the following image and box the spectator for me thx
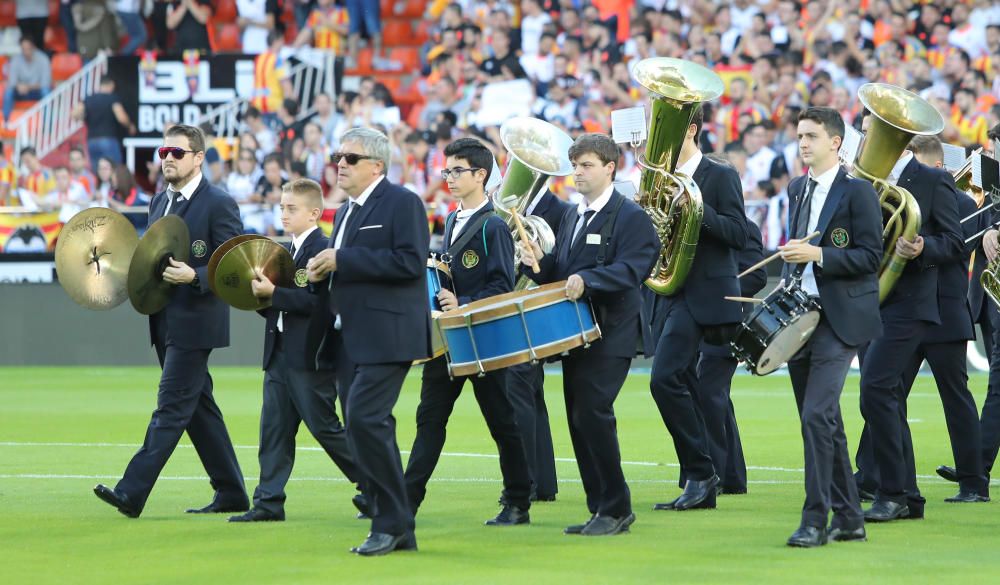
[45,166,91,223]
[94,156,115,204]
[480,29,526,80]
[226,149,264,213]
[345,0,387,69]
[15,0,49,51]
[68,146,97,196]
[742,122,777,188]
[294,0,349,89]
[949,2,990,60]
[250,32,292,121]
[951,86,991,147]
[251,153,286,234]
[109,163,150,231]
[521,32,557,85]
[420,77,459,130]
[60,0,79,54]
[166,0,213,55]
[311,92,339,148]
[18,147,55,202]
[520,0,551,56]
[0,156,18,206]
[73,76,136,171]
[74,0,123,62]
[299,121,329,181]
[277,98,305,157]
[117,0,148,55]
[2,38,51,124]
[237,0,281,55]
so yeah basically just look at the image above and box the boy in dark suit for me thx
[226,178,361,522]
[94,124,249,518]
[403,138,533,525]
[520,133,660,536]
[778,107,883,547]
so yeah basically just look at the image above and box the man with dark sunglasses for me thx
[94,124,249,519]
[307,127,431,556]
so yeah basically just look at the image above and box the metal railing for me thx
[13,53,109,167]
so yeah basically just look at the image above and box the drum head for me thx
[754,310,820,375]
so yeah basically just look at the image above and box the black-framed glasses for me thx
[331,152,377,165]
[440,167,482,179]
[158,147,198,160]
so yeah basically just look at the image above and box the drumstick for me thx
[724,296,764,303]
[738,231,821,278]
[511,210,540,274]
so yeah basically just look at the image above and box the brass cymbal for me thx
[127,215,191,315]
[55,207,139,310]
[207,234,268,296]
[213,238,295,311]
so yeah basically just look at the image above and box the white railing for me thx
[13,53,109,166]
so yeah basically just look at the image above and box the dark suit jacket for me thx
[147,176,243,350]
[531,189,575,236]
[442,201,515,305]
[925,189,980,343]
[879,157,963,324]
[968,197,997,320]
[328,177,432,365]
[675,155,750,326]
[782,167,883,347]
[261,228,338,371]
[522,189,660,358]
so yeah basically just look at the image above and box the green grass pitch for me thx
[2,366,1000,584]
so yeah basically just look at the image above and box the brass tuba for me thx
[852,83,944,303]
[631,58,724,295]
[491,117,574,290]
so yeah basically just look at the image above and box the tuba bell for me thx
[491,117,574,290]
[852,83,944,303]
[630,57,724,295]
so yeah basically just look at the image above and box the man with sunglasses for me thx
[94,125,249,519]
[307,127,431,556]
[403,138,532,527]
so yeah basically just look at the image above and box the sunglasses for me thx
[158,147,198,160]
[440,167,482,179]
[331,152,377,165]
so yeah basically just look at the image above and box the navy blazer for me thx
[879,157,963,324]
[675,155,750,326]
[782,167,883,347]
[261,228,339,371]
[442,201,515,304]
[925,189,980,343]
[530,189,575,236]
[147,176,243,350]
[967,198,997,320]
[522,189,660,358]
[328,178,432,365]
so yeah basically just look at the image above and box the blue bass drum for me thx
[437,281,602,377]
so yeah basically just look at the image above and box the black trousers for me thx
[563,351,632,517]
[978,304,1000,480]
[649,297,716,481]
[505,361,559,498]
[859,318,928,503]
[695,348,746,492]
[116,339,247,512]
[252,337,359,515]
[787,320,863,529]
[344,361,413,536]
[404,357,531,511]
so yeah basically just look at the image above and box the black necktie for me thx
[795,178,818,239]
[571,210,596,248]
[166,189,183,216]
[289,242,298,260]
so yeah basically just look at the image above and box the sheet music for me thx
[941,143,966,172]
[973,153,983,189]
[611,106,647,145]
[839,126,862,166]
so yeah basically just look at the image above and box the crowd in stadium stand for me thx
[1,0,1000,252]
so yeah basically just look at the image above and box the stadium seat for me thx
[214,0,238,23]
[345,48,374,76]
[389,47,420,71]
[382,20,413,47]
[0,2,15,27]
[51,53,82,83]
[381,0,393,16]
[216,23,242,52]
[44,26,68,54]
[414,20,431,45]
[48,0,59,24]
[406,102,424,128]
[400,0,425,18]
[380,77,402,93]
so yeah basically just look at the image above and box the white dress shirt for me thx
[277,225,319,333]
[163,172,203,215]
[887,151,913,187]
[799,164,839,296]
[676,149,703,178]
[334,175,382,250]
[450,197,489,245]
[571,183,615,242]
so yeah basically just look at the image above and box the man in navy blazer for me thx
[307,127,431,556]
[778,107,883,547]
[94,125,249,518]
[646,105,749,512]
[520,133,660,536]
[505,187,575,503]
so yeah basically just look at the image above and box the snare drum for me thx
[730,281,821,376]
[437,281,602,377]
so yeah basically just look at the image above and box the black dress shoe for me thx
[350,532,417,556]
[352,493,370,520]
[564,515,596,535]
[671,475,720,511]
[228,508,284,522]
[858,488,876,502]
[828,525,867,542]
[581,512,635,536]
[936,465,959,483]
[787,525,827,547]
[93,484,140,518]
[652,498,679,511]
[944,490,990,503]
[186,497,250,514]
[485,505,530,526]
[864,500,909,522]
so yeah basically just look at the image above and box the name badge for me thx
[586,234,601,245]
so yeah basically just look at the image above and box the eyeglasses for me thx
[331,152,377,165]
[440,167,482,179]
[158,147,198,160]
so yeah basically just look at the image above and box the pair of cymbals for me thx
[55,208,140,310]
[127,215,190,315]
[209,236,295,310]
